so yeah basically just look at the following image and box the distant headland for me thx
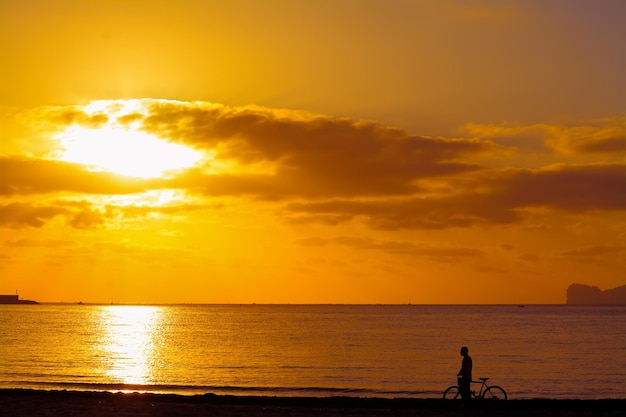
[566,284,626,305]
[0,294,39,304]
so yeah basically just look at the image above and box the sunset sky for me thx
[1,0,625,304]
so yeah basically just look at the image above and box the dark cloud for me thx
[285,196,520,230]
[68,208,105,229]
[140,101,502,199]
[572,135,626,154]
[284,164,626,230]
[46,108,109,129]
[0,156,150,195]
[0,202,69,228]
[116,112,144,125]
[497,164,626,212]
[0,191,211,229]
[0,200,106,229]
[21,101,505,201]
[7,100,624,231]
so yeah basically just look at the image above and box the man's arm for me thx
[458,357,470,379]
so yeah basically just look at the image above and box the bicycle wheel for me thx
[443,385,461,399]
[482,386,507,400]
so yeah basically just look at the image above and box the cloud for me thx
[460,122,550,153]
[0,187,211,230]
[546,118,626,155]
[296,236,484,261]
[285,163,626,230]
[496,163,626,211]
[285,195,520,230]
[559,243,626,262]
[102,202,210,221]
[139,100,503,199]
[7,100,625,232]
[0,200,107,229]
[68,207,105,229]
[47,108,109,129]
[27,99,505,201]
[0,202,69,228]
[0,156,150,195]
[461,117,626,155]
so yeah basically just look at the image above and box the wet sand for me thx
[1,389,624,417]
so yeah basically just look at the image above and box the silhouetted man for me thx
[457,346,472,400]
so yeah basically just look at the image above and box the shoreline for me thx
[1,389,624,417]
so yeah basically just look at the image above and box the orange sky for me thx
[1,0,625,304]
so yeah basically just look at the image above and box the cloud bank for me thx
[2,99,625,230]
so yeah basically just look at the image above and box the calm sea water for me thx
[1,304,624,399]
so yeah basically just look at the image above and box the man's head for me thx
[460,346,469,356]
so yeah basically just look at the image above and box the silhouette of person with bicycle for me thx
[444,348,506,400]
[457,346,472,400]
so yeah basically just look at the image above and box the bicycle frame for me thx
[471,379,489,398]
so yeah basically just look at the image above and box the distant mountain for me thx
[566,284,626,304]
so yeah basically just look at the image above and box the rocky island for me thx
[566,284,626,304]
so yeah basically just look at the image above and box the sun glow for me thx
[58,125,202,178]
[105,189,183,207]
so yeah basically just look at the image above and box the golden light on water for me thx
[99,306,163,386]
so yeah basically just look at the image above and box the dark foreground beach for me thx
[1,389,624,417]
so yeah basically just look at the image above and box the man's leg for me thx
[459,381,471,400]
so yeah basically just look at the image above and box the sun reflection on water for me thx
[98,305,163,386]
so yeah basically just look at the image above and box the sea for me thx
[1,304,624,399]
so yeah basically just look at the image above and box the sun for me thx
[59,125,201,178]
[56,100,203,179]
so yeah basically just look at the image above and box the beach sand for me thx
[1,389,624,417]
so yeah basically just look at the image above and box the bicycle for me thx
[443,377,507,400]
